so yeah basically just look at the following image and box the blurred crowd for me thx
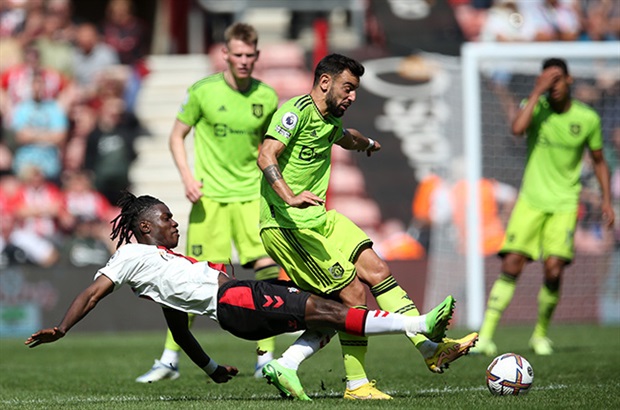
[0,0,150,269]
[451,0,620,43]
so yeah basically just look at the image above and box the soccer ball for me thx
[486,353,534,396]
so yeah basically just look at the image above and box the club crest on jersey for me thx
[287,287,301,294]
[191,245,203,257]
[570,123,581,135]
[328,262,344,279]
[281,112,298,130]
[252,104,264,118]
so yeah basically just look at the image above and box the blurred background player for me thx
[135,22,282,383]
[472,58,615,357]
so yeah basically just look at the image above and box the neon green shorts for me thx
[186,196,267,265]
[260,210,372,296]
[500,197,578,262]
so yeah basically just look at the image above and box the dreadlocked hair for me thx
[110,191,164,249]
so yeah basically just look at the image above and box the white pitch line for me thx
[0,384,570,406]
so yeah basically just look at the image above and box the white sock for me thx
[278,329,336,370]
[256,351,273,368]
[346,377,369,390]
[160,348,180,368]
[363,310,426,336]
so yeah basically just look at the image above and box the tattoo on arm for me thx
[263,164,283,185]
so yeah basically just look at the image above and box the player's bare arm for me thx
[590,148,616,228]
[169,119,203,203]
[336,128,381,157]
[258,137,325,208]
[24,275,115,348]
[163,308,238,383]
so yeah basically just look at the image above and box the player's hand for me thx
[24,327,65,348]
[288,191,325,208]
[184,178,204,203]
[209,365,239,383]
[365,139,381,157]
[534,67,563,94]
[602,202,616,229]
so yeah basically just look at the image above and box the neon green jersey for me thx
[177,73,278,202]
[520,97,602,212]
[260,94,344,229]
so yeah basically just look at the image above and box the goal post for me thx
[460,42,620,329]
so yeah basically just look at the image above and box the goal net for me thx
[423,42,620,329]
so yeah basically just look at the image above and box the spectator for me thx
[62,102,97,172]
[1,43,69,122]
[45,0,77,43]
[11,165,67,267]
[101,0,150,112]
[83,96,138,204]
[0,169,26,267]
[60,169,115,266]
[574,0,620,41]
[72,22,121,105]
[35,8,75,78]
[11,70,69,183]
[0,0,27,72]
[521,0,581,42]
[478,0,536,42]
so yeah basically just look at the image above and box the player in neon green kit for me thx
[257,53,478,400]
[136,23,283,383]
[473,58,615,357]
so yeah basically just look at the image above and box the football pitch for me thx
[1,324,619,409]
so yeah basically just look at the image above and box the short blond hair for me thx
[224,22,258,47]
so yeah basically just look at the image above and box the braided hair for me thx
[110,191,164,249]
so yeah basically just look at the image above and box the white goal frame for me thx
[460,41,620,329]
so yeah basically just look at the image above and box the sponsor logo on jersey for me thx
[299,145,328,161]
[328,262,344,279]
[214,123,227,137]
[252,104,264,118]
[281,112,298,130]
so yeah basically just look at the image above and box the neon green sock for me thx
[339,331,368,381]
[256,336,276,355]
[371,276,428,348]
[532,283,560,338]
[479,273,517,340]
[164,313,196,351]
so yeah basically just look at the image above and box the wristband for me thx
[366,138,375,150]
[202,359,219,375]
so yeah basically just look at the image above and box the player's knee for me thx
[501,253,526,276]
[543,260,564,284]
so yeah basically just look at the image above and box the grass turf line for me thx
[1,325,619,409]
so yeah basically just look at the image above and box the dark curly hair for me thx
[110,191,164,249]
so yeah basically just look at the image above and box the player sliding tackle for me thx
[25,192,457,390]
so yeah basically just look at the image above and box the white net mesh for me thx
[423,43,620,327]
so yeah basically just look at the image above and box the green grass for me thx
[1,325,619,409]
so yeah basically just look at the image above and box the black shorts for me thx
[216,279,311,341]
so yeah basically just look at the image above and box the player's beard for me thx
[325,90,346,118]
